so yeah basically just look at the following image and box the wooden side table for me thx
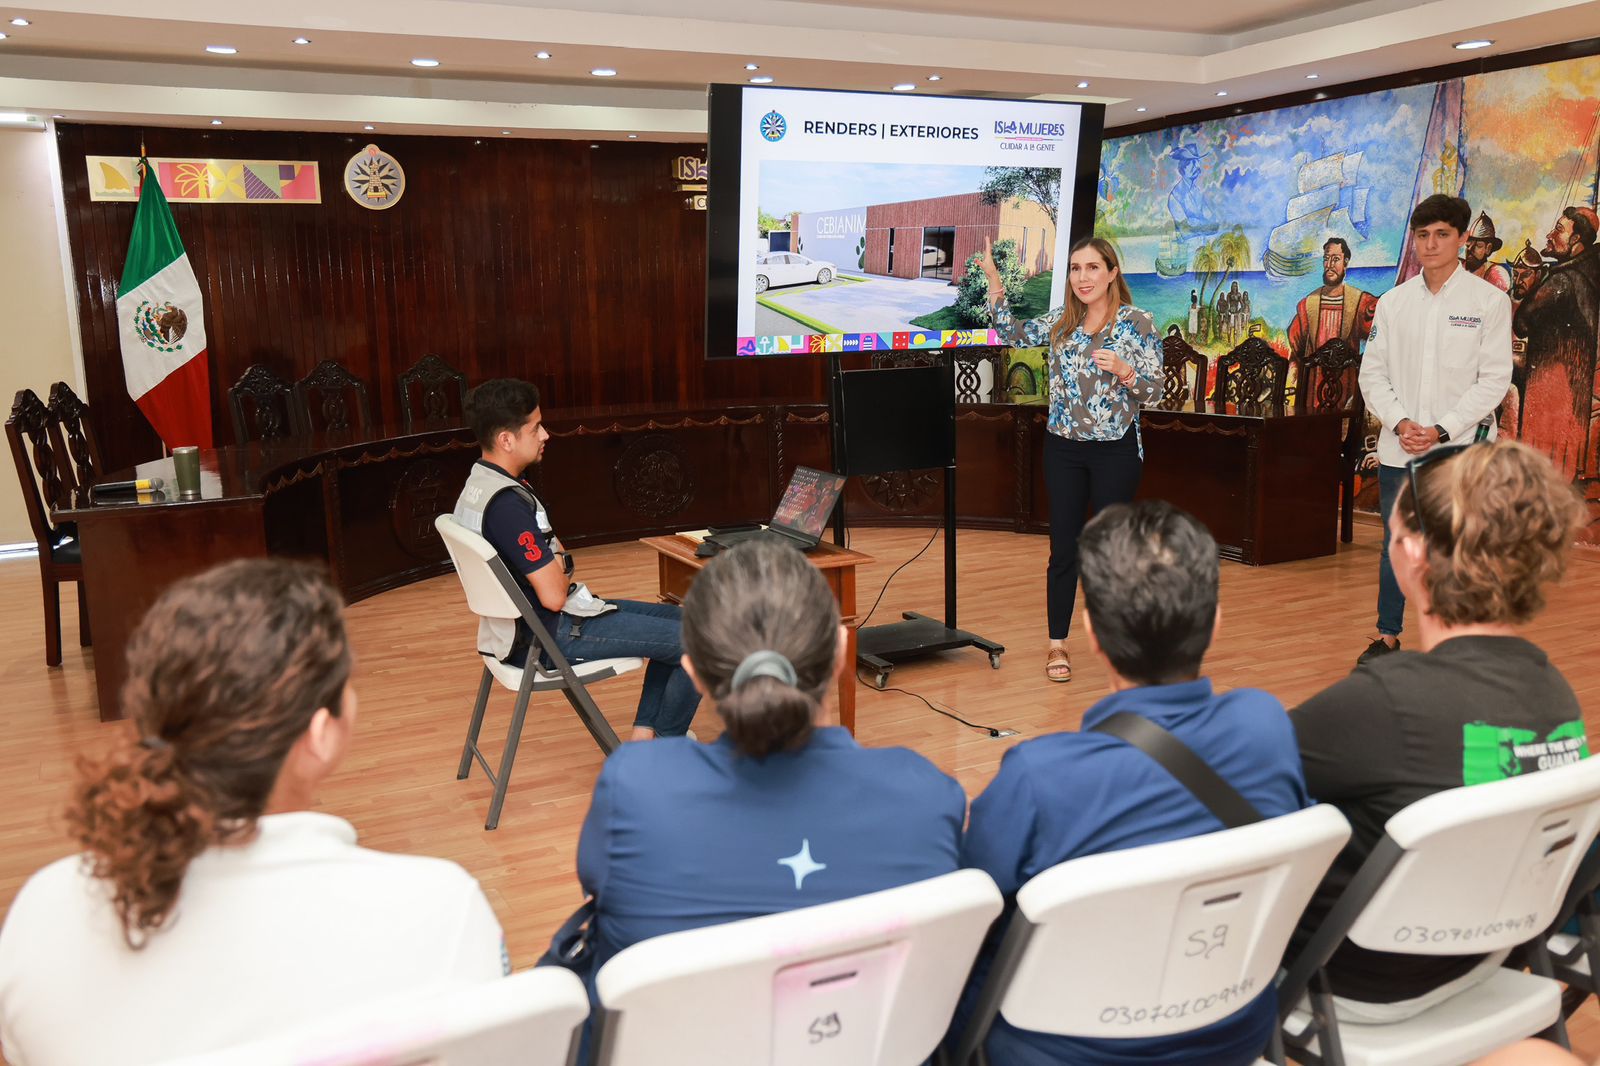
[640,535,873,734]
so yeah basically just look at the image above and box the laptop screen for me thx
[769,466,846,541]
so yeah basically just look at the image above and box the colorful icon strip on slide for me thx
[737,330,1000,356]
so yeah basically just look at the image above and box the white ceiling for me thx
[0,0,1596,139]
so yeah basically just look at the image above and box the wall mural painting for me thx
[1097,54,1600,543]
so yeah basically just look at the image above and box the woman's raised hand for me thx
[978,237,1003,295]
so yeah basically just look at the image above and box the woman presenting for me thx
[980,236,1164,682]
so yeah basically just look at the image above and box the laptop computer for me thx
[702,466,846,554]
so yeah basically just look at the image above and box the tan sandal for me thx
[1045,647,1072,683]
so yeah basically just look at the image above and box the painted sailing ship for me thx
[1264,151,1372,279]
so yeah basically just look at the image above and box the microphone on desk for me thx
[93,477,165,497]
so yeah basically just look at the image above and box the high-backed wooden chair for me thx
[6,389,88,666]
[1156,326,1208,412]
[46,381,103,495]
[293,360,372,436]
[1296,337,1365,543]
[1213,337,1288,418]
[228,364,296,444]
[398,354,468,433]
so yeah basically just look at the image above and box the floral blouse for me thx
[995,301,1164,447]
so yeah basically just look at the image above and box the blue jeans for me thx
[552,599,700,736]
[1376,464,1407,638]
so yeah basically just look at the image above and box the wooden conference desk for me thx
[641,534,872,735]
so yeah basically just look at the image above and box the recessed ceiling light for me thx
[292,36,311,45]
[502,130,511,135]
[411,57,440,67]
[1305,73,1319,79]
[363,124,374,131]
[745,63,759,71]
[1215,90,1228,97]
[1077,81,1089,88]
[1135,107,1148,112]
[1454,39,1493,50]
[210,119,223,125]
[892,83,916,92]
[205,45,237,55]
[0,31,8,39]
[590,67,617,77]
[928,74,942,81]
[535,51,552,59]
[628,134,638,139]
[749,75,774,84]
[590,143,598,148]
[10,17,28,26]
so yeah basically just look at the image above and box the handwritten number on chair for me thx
[807,1013,842,1044]
[1185,924,1228,960]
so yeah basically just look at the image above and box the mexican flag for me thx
[116,158,214,449]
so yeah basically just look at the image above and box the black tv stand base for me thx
[856,612,1005,690]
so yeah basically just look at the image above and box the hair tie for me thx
[138,735,170,752]
[731,650,797,691]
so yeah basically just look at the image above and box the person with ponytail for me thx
[977,235,1163,684]
[0,560,507,1066]
[562,537,965,982]
[1290,440,1587,1018]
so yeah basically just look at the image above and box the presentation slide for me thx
[706,85,1102,359]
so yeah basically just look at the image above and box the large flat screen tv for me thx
[706,84,1103,359]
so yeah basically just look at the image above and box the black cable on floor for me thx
[855,669,1010,738]
[856,524,941,631]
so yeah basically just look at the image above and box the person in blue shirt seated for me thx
[566,536,967,980]
[949,500,1310,1066]
[452,378,698,739]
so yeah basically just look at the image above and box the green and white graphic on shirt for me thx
[1463,719,1588,785]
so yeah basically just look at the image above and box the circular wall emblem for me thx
[344,143,406,210]
[134,301,188,352]
[613,435,695,519]
[760,111,787,142]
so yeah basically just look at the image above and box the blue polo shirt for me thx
[574,726,967,977]
[952,679,1309,1066]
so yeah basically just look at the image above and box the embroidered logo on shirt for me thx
[517,530,542,562]
[1447,315,1483,329]
[778,839,828,889]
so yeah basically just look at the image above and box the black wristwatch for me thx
[1434,424,1451,443]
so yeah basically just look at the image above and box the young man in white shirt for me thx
[1355,194,1513,666]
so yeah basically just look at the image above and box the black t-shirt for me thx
[1289,635,1587,1003]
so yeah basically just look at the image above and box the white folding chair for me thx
[590,869,1004,1066]
[949,803,1351,1066]
[1276,756,1600,1066]
[159,967,590,1066]
[436,514,642,829]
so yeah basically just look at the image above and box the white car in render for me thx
[754,252,836,293]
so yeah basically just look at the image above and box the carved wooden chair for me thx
[1297,336,1366,543]
[1213,336,1288,418]
[6,389,89,666]
[46,381,103,495]
[398,354,468,433]
[293,360,372,436]
[1156,326,1208,412]
[228,364,297,444]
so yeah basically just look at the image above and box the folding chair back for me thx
[972,804,1349,1045]
[436,512,524,622]
[159,967,589,1066]
[1347,756,1600,957]
[593,869,1003,1066]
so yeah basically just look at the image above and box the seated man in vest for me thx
[950,500,1310,1065]
[452,379,698,740]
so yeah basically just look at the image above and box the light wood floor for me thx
[2,524,1598,1060]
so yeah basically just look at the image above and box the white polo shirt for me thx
[0,812,508,1066]
[1358,264,1513,468]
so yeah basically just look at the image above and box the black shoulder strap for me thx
[1092,711,1263,829]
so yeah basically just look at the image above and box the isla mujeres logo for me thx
[994,119,1067,138]
[760,111,787,142]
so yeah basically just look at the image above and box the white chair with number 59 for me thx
[948,803,1351,1066]
[589,869,1003,1066]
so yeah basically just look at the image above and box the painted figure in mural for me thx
[1463,212,1511,293]
[1188,289,1200,335]
[1222,281,1243,347]
[1500,241,1549,437]
[1355,195,1512,668]
[1167,145,1218,237]
[1288,238,1380,371]
[1513,206,1599,482]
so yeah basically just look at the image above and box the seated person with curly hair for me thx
[0,560,507,1066]
[1290,440,1589,1021]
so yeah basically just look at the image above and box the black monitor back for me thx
[835,362,955,476]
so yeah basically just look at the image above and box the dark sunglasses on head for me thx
[1404,439,1487,542]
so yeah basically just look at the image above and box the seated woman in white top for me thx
[0,559,507,1066]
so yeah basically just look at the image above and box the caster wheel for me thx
[989,653,1003,670]
[875,672,889,690]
